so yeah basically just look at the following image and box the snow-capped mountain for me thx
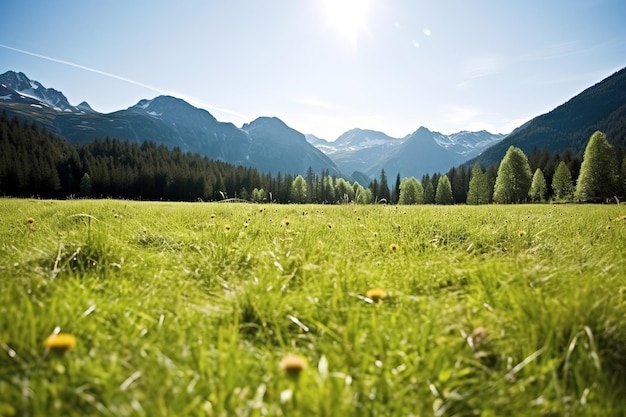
[306,127,506,179]
[436,130,507,158]
[0,71,93,113]
[0,71,343,178]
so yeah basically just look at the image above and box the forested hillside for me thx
[0,114,359,202]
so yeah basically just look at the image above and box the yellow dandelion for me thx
[224,224,231,231]
[284,220,290,226]
[618,215,626,221]
[327,223,333,229]
[366,288,386,303]
[389,243,399,251]
[43,333,76,352]
[606,224,612,231]
[517,230,527,237]
[279,354,308,379]
[210,214,216,219]
[26,217,35,224]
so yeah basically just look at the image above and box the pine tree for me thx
[423,179,435,204]
[392,173,401,204]
[493,146,532,204]
[435,175,453,204]
[466,163,491,204]
[621,155,626,198]
[552,161,574,200]
[378,169,391,203]
[80,173,92,197]
[529,168,547,202]
[575,131,619,202]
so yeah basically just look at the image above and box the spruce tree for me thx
[621,155,626,198]
[423,180,435,204]
[80,173,92,197]
[493,146,532,204]
[575,131,619,202]
[392,173,401,204]
[378,169,391,203]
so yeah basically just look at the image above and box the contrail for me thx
[0,43,248,119]
[0,43,168,94]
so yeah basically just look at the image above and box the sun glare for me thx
[321,0,373,49]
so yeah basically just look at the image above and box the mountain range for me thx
[2,67,625,182]
[0,71,342,178]
[306,128,505,179]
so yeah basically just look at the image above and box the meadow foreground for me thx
[1,199,625,416]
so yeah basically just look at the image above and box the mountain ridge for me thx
[2,67,624,183]
[0,71,343,178]
[470,67,626,167]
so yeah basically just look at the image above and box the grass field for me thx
[1,199,625,416]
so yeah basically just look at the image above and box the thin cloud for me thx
[0,43,245,119]
[423,28,432,36]
[463,57,503,79]
[412,40,420,48]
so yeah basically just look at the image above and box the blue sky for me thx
[1,0,625,140]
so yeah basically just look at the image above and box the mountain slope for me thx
[242,117,342,176]
[473,67,626,166]
[367,127,465,178]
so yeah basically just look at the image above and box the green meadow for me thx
[1,199,625,417]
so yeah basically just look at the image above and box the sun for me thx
[321,0,373,49]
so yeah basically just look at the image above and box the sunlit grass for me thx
[1,199,625,416]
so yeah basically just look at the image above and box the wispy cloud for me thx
[440,105,529,134]
[463,57,503,79]
[516,40,582,63]
[0,43,246,119]
[423,28,432,36]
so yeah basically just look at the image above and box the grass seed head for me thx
[279,354,308,379]
[470,326,489,347]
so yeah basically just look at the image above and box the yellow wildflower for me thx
[366,288,386,303]
[43,333,76,352]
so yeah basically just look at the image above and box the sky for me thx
[1,0,625,140]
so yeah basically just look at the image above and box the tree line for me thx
[1,113,625,203]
